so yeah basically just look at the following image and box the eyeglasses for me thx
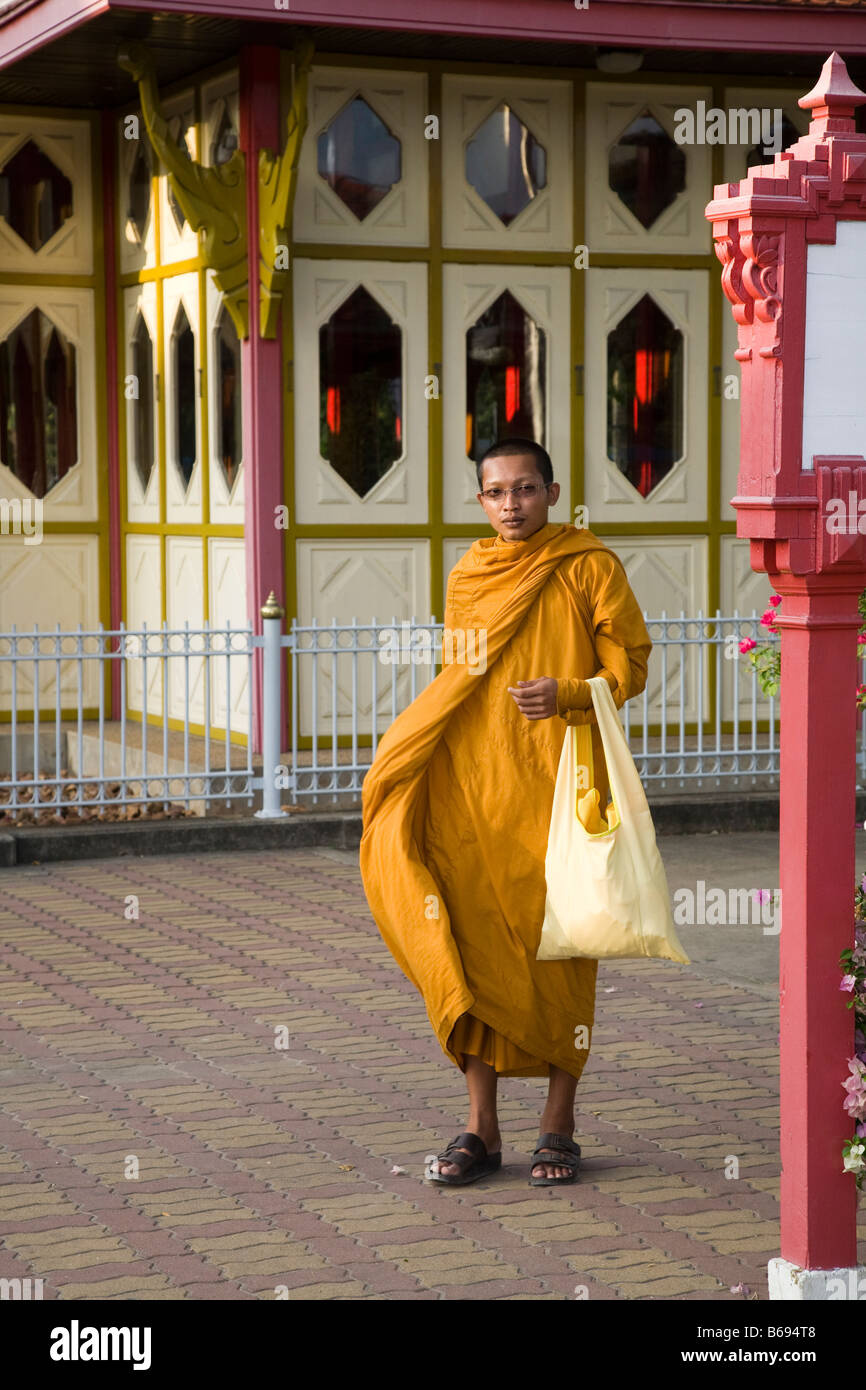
[479,483,550,503]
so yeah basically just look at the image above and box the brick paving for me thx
[0,844,863,1301]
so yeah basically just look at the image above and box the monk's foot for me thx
[432,1121,501,1178]
[532,1116,577,1180]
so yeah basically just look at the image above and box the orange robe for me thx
[360,522,652,1080]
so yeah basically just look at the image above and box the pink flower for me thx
[760,611,778,629]
[768,595,782,608]
[739,638,757,653]
[841,974,857,992]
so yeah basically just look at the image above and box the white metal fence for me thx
[3,610,866,822]
[0,622,256,821]
[285,610,796,804]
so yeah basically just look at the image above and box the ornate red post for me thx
[706,52,866,1294]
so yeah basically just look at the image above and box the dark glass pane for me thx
[217,308,242,489]
[0,308,77,497]
[465,103,547,227]
[317,96,401,221]
[212,107,238,166]
[319,284,402,497]
[43,327,76,493]
[174,306,196,487]
[466,289,546,461]
[0,139,73,252]
[167,114,192,232]
[608,110,686,230]
[132,313,154,492]
[745,113,801,170]
[129,140,151,243]
[607,293,683,497]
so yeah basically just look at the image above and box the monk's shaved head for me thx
[477,438,553,490]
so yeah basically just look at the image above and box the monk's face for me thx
[476,453,561,543]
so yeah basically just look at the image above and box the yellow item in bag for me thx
[538,676,689,963]
[576,787,612,835]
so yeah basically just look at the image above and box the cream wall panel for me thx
[158,89,200,265]
[294,66,428,246]
[296,539,431,737]
[584,267,708,523]
[163,272,202,524]
[0,115,93,274]
[603,535,708,725]
[720,535,776,721]
[206,271,244,523]
[443,263,571,526]
[124,535,163,717]
[0,536,100,710]
[123,283,160,524]
[166,536,204,723]
[208,537,249,734]
[586,83,712,255]
[294,258,428,523]
[117,109,156,276]
[0,287,98,521]
[441,74,572,252]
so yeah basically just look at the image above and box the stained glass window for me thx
[609,111,686,230]
[607,293,683,497]
[216,307,242,490]
[0,308,77,497]
[466,289,546,461]
[173,305,196,488]
[131,313,155,492]
[0,139,73,252]
[319,285,402,497]
[317,97,401,221]
[465,103,547,227]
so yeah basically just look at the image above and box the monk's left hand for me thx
[507,677,558,720]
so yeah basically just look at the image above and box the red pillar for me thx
[775,577,860,1269]
[240,46,287,755]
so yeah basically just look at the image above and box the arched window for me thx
[0,308,77,496]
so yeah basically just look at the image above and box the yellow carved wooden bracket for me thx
[117,42,249,339]
[258,38,315,338]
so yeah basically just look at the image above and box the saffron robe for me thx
[359,522,652,1079]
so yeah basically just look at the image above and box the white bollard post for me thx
[255,590,288,819]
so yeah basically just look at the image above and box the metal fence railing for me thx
[0,622,256,822]
[283,610,797,805]
[3,609,865,821]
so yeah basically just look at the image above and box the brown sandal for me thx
[426,1131,502,1186]
[528,1131,581,1186]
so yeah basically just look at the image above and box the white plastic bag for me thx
[537,675,689,963]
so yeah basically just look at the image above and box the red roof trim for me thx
[4,0,866,71]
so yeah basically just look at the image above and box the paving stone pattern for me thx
[0,847,863,1300]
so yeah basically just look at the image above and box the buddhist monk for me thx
[359,438,652,1184]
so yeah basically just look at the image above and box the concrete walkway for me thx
[0,830,864,1300]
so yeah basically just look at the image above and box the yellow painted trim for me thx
[120,257,205,284]
[0,273,102,287]
[123,521,243,536]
